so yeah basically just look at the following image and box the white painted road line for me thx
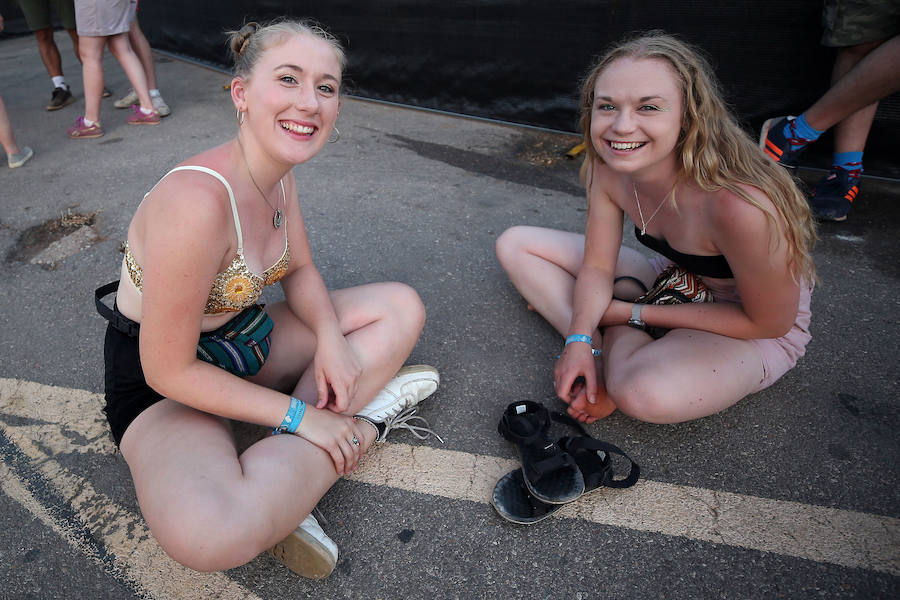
[2,376,899,587]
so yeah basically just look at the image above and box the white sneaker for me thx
[114,89,139,109]
[355,365,442,442]
[151,94,171,117]
[268,513,338,579]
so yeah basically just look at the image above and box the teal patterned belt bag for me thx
[95,281,273,377]
[196,304,274,377]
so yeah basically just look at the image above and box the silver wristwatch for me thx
[627,303,646,330]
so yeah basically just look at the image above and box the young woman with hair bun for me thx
[97,18,439,578]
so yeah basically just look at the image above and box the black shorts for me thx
[96,280,273,446]
[103,322,164,447]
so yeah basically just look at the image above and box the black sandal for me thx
[557,435,640,491]
[492,414,640,524]
[497,401,584,504]
[491,469,559,524]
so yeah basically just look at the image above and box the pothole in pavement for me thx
[6,210,102,269]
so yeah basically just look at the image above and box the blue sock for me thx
[783,113,823,149]
[833,151,863,180]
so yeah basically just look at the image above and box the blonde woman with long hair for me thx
[496,32,815,424]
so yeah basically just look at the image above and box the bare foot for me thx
[526,303,535,312]
[568,389,617,423]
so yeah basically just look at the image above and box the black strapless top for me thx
[634,226,734,279]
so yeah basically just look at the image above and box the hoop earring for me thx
[237,109,245,126]
[328,126,340,143]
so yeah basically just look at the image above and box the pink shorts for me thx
[648,256,812,393]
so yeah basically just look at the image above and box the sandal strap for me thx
[560,435,640,489]
[497,401,551,445]
[499,406,591,480]
[548,410,589,436]
[525,451,577,480]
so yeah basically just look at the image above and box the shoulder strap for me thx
[146,165,244,253]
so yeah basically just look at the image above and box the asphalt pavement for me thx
[0,31,898,600]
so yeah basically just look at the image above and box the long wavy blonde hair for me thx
[579,32,816,281]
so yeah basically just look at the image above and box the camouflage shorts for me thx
[822,0,900,47]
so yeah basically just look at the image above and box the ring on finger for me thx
[351,436,360,447]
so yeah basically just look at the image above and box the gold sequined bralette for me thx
[123,166,291,315]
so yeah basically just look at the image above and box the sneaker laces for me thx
[834,164,863,180]
[784,119,813,149]
[380,405,444,443]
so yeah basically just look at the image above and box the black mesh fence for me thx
[2,0,896,176]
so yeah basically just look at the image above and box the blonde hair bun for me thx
[230,22,260,57]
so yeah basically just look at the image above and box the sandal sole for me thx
[491,469,562,524]
[492,468,608,524]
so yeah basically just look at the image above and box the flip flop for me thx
[498,401,584,504]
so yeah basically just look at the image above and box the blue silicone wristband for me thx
[273,396,306,435]
[565,334,593,346]
[559,334,602,358]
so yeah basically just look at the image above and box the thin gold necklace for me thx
[632,180,674,235]
[237,139,284,229]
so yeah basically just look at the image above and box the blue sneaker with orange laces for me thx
[759,116,809,170]
[809,168,860,222]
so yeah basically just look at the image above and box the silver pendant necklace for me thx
[633,180,673,235]
[238,139,284,229]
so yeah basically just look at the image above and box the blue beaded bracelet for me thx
[273,396,306,435]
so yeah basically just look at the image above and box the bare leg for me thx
[250,282,426,414]
[121,401,377,571]
[65,28,81,65]
[128,18,157,89]
[0,96,22,155]
[496,226,658,333]
[601,325,764,424]
[119,282,424,571]
[78,36,106,122]
[496,226,587,334]
[106,33,154,112]
[34,28,63,78]
[495,226,658,421]
[805,35,900,150]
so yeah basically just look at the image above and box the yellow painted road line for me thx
[348,443,900,575]
[0,378,261,600]
[2,377,899,580]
